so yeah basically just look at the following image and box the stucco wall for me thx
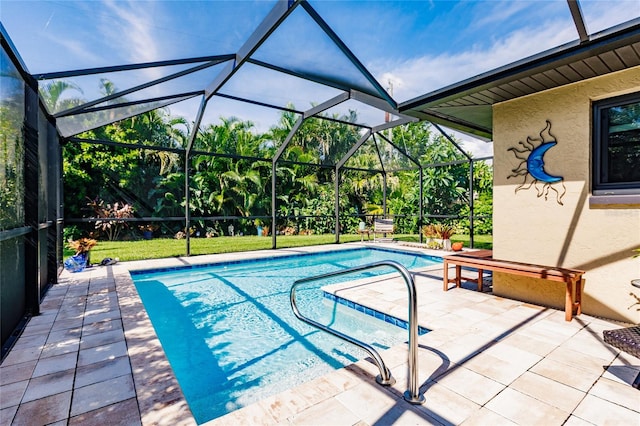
[493,65,640,323]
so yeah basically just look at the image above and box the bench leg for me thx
[565,280,575,322]
[477,268,483,292]
[455,265,462,288]
[443,261,449,291]
[576,278,583,316]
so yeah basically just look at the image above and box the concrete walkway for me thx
[1,244,638,425]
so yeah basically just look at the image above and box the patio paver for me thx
[1,243,638,426]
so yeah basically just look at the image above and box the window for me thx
[592,92,640,195]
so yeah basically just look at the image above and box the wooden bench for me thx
[373,218,394,242]
[443,250,585,321]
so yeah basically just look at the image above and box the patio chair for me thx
[603,280,640,389]
[373,218,394,242]
[603,325,640,388]
[358,221,370,242]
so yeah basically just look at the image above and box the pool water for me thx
[131,247,439,423]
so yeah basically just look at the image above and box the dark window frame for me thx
[592,91,640,196]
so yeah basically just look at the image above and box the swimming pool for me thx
[131,247,440,423]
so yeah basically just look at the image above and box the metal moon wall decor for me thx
[507,120,566,205]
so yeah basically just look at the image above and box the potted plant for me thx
[434,223,456,251]
[426,240,442,250]
[254,219,263,237]
[65,237,97,272]
[139,224,159,240]
[422,224,438,244]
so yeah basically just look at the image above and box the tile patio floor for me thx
[1,244,638,425]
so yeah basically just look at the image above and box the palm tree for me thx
[40,80,84,114]
[138,111,185,175]
[189,116,270,218]
[222,162,263,217]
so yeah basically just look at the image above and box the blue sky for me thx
[2,0,639,155]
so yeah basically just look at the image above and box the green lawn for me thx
[67,233,493,264]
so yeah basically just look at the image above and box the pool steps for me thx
[322,292,429,335]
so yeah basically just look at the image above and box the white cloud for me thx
[372,13,585,154]
[41,0,636,143]
[460,138,493,159]
[434,127,493,159]
[165,9,581,138]
[374,2,640,105]
[43,32,104,70]
[99,0,163,79]
[471,0,532,29]
[579,0,640,34]
[369,4,638,151]
[376,17,577,103]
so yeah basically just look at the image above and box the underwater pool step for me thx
[323,292,429,335]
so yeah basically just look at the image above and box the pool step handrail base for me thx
[404,390,426,405]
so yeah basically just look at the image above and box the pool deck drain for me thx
[1,244,638,425]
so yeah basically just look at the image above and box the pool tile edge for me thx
[323,292,429,335]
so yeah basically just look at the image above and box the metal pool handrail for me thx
[289,260,425,405]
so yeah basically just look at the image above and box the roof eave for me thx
[399,18,640,114]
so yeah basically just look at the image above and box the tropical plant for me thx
[0,105,24,228]
[139,224,159,232]
[67,237,97,254]
[59,87,490,246]
[40,80,84,113]
[434,223,456,240]
[460,192,493,234]
[63,226,83,242]
[87,198,135,241]
[222,162,264,217]
[422,224,438,239]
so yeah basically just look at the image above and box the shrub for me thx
[63,225,82,242]
[459,192,493,235]
[87,198,135,241]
